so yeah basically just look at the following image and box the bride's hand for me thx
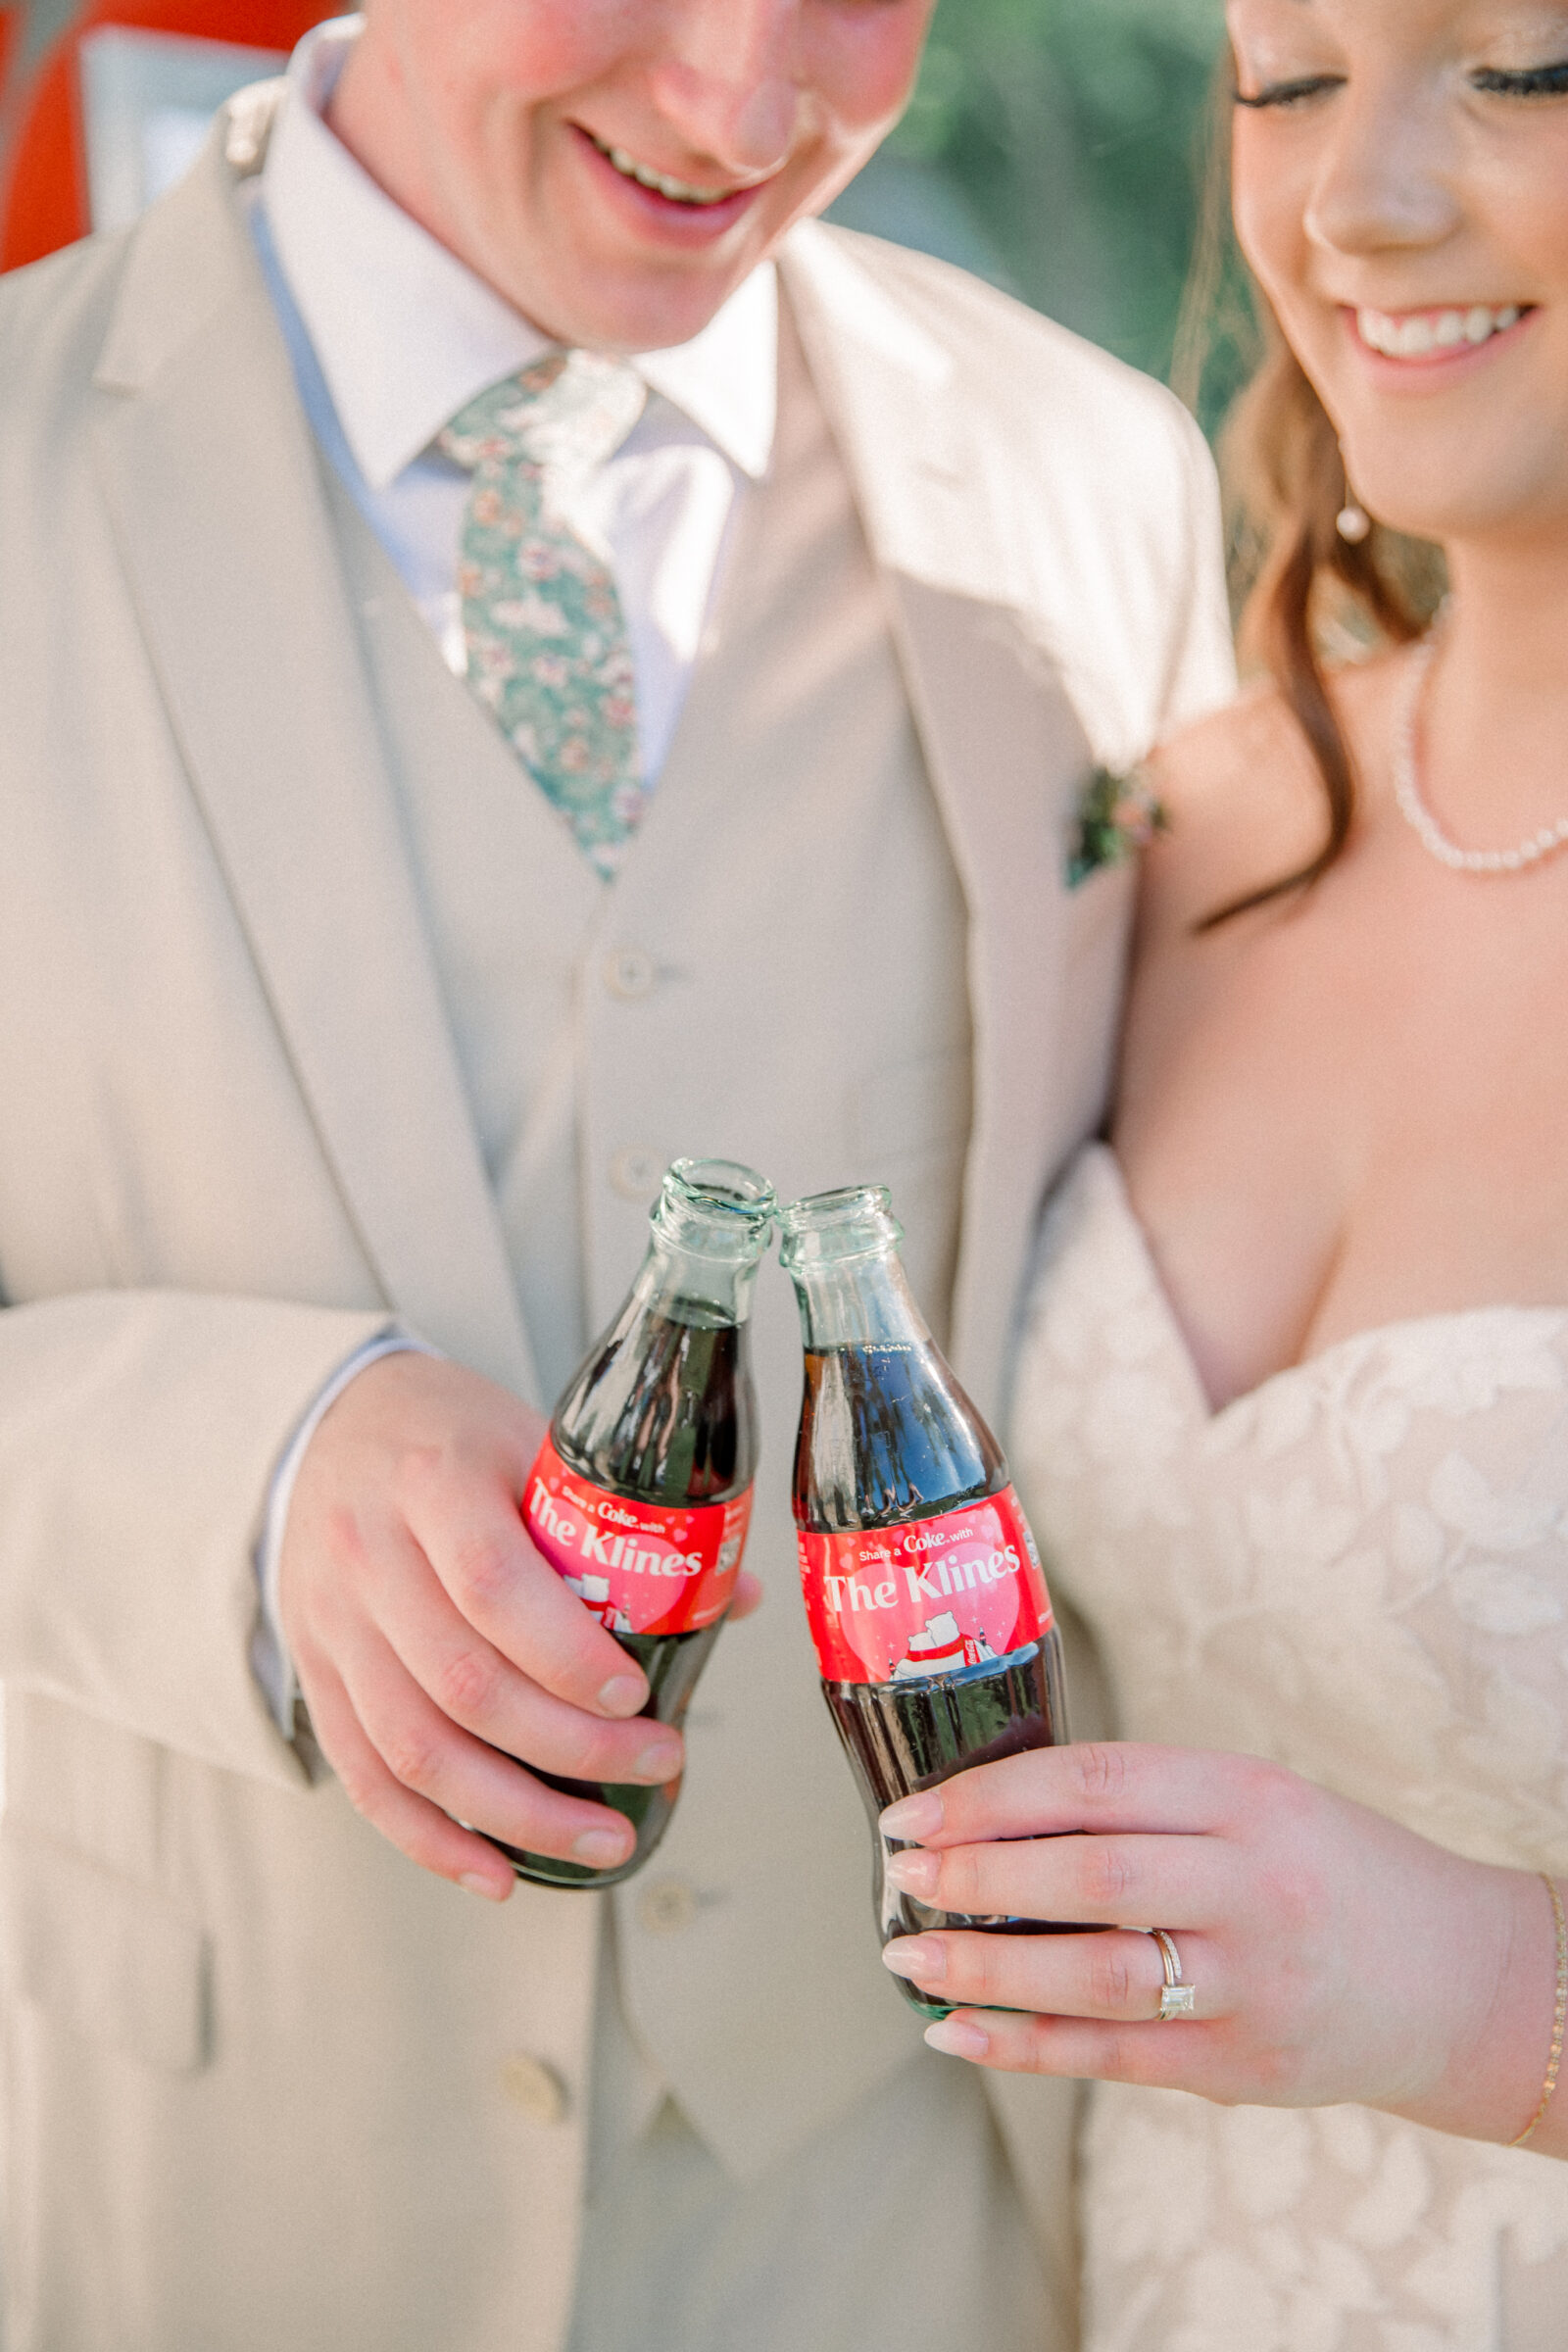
[878,1743,1564,2150]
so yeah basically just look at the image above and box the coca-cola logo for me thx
[593,1499,650,1529]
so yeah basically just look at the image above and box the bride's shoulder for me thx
[1137,657,1397,940]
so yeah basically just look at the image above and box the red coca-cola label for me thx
[797,1485,1053,1686]
[524,1435,751,1638]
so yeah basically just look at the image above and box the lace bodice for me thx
[1010,1146,1568,2352]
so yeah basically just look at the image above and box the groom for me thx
[0,4,1231,2347]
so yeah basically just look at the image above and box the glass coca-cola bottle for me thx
[778,1185,1071,2018]
[509,1157,775,1890]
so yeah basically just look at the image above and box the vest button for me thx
[499,2052,570,2125]
[605,949,657,1001]
[610,1146,662,1200]
[636,1878,701,1936]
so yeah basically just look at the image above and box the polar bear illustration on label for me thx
[890,1609,997,1681]
[564,1570,632,1635]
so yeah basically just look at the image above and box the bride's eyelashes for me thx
[1234,61,1568,112]
[1234,74,1344,111]
[1470,59,1568,97]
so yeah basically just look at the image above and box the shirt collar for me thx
[262,16,777,492]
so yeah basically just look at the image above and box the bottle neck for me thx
[634,1233,763,1331]
[778,1187,928,1353]
[629,1156,774,1329]
[786,1248,929,1353]
[552,1165,769,1498]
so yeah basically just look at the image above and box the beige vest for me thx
[322,307,976,2177]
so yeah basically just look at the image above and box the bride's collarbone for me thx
[1119,667,1568,1405]
[1115,958,1568,1410]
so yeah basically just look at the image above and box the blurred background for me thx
[0,0,1232,416]
[834,0,1229,407]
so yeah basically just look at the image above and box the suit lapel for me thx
[90,130,538,1398]
[883,578,1095,1418]
[779,229,1098,1420]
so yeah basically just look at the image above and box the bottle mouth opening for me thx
[776,1185,892,1231]
[659,1158,777,1258]
[776,1184,903,1268]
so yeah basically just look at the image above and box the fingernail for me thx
[460,1871,509,1902]
[635,1739,682,1782]
[924,2017,989,2061]
[882,1937,945,1984]
[884,1846,940,1898]
[880,1790,944,1840]
[598,1674,648,1718]
[573,1827,632,1867]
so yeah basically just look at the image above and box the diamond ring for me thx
[1150,1928,1197,2021]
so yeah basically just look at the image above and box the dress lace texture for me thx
[1010,1146,1568,2352]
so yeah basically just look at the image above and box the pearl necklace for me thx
[1393,628,1568,875]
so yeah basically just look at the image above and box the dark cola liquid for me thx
[505,1309,754,1890]
[796,1342,1073,2020]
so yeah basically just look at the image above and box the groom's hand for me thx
[279,1351,693,1898]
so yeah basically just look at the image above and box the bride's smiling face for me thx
[1228,0,1568,546]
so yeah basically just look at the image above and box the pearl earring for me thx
[1336,459,1371,544]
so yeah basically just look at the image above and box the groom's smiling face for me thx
[330,0,937,354]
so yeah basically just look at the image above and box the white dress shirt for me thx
[247,15,781,1724]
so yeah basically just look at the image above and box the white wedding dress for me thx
[1009,1146,1568,2352]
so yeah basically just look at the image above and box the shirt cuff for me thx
[251,1329,443,1734]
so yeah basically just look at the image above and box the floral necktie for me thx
[439,352,648,881]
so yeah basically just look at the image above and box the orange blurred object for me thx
[0,1,323,270]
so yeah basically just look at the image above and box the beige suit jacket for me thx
[0,93,1234,2351]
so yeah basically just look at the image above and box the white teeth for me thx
[1356,303,1526,356]
[596,137,733,207]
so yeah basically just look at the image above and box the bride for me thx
[874,0,1568,2341]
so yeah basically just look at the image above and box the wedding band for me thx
[1150,1928,1197,2021]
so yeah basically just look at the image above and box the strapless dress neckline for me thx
[1075,1140,1568,1428]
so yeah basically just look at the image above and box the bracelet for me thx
[1511,1874,1567,2150]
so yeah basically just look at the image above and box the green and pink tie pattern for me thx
[439,352,648,880]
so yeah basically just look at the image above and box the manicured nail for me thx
[460,1871,510,1902]
[880,1790,944,1841]
[573,1828,632,1867]
[635,1739,682,1782]
[925,2017,989,2061]
[884,1846,940,1898]
[882,1937,945,1984]
[598,1673,648,1717]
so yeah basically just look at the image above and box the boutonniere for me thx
[1066,764,1167,889]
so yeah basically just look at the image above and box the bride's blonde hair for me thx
[1175,55,1444,927]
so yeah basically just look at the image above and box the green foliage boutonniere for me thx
[1066,764,1167,889]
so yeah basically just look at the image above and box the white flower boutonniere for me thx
[1066,764,1167,889]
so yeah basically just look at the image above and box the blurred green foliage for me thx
[889,0,1234,402]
